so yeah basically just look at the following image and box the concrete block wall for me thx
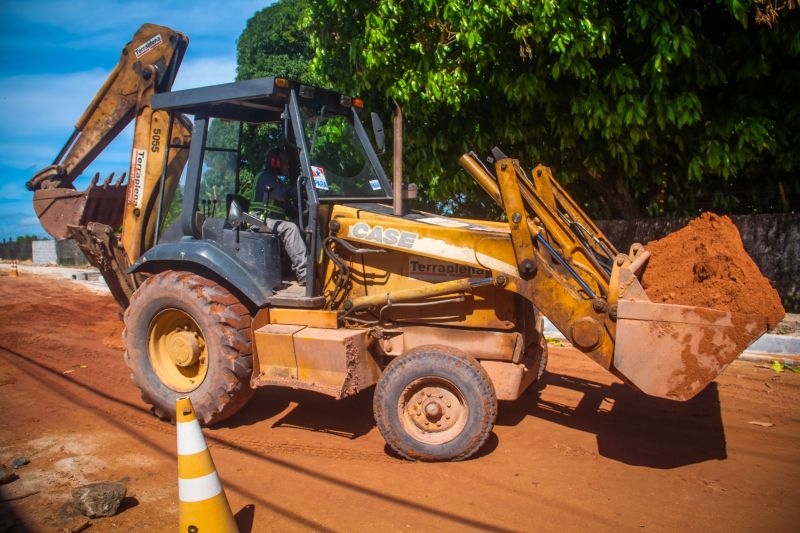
[31,240,89,266]
[32,240,58,265]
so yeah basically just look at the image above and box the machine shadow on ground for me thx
[219,386,377,440]
[497,371,727,469]
[220,369,726,468]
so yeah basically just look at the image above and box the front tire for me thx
[373,346,497,461]
[123,271,254,424]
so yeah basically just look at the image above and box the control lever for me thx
[228,198,267,230]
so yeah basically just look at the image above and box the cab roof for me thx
[151,76,357,123]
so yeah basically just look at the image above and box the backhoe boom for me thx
[27,24,192,307]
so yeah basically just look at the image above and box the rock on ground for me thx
[10,457,29,469]
[72,481,127,518]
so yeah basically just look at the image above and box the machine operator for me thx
[252,148,308,285]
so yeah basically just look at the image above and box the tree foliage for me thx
[230,0,317,202]
[302,0,799,218]
[237,0,315,83]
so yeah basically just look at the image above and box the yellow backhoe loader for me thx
[28,24,768,461]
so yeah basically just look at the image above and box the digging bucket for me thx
[32,175,126,239]
[609,249,767,401]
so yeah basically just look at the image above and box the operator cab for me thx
[149,77,393,306]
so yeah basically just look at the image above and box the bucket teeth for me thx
[103,172,114,187]
[116,172,127,185]
[90,172,100,186]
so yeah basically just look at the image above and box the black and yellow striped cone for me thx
[176,397,238,533]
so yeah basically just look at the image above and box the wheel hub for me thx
[148,308,209,393]
[399,379,468,445]
[167,330,202,367]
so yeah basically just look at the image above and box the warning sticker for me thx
[409,256,491,282]
[369,179,382,191]
[134,34,163,58]
[311,166,329,190]
[128,148,147,209]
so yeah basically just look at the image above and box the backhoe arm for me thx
[26,24,192,308]
[27,24,187,192]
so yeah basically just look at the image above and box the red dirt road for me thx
[1,273,799,532]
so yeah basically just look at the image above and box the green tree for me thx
[234,0,317,200]
[237,0,315,83]
[303,0,799,218]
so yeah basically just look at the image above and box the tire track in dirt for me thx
[0,343,398,464]
[0,344,515,532]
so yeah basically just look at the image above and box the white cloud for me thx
[171,56,238,91]
[0,55,233,150]
[0,69,110,137]
[0,128,133,172]
[0,142,61,171]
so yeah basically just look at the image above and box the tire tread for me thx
[123,271,254,425]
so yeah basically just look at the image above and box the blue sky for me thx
[0,0,271,240]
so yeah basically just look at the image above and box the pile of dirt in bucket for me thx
[641,212,785,329]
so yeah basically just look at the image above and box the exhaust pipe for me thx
[392,100,403,216]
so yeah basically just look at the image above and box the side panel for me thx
[375,325,523,363]
[129,239,279,307]
[251,324,381,398]
[325,204,518,330]
[359,250,517,330]
[252,324,303,381]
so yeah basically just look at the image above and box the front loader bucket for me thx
[33,176,126,239]
[607,249,768,401]
[613,299,766,401]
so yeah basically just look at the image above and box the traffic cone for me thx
[9,260,18,277]
[176,397,238,533]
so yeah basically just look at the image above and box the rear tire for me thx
[529,326,549,382]
[123,271,254,425]
[373,346,497,461]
